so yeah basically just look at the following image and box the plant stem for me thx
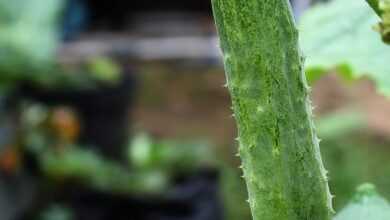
[366,0,382,16]
[366,0,382,15]
[211,0,333,219]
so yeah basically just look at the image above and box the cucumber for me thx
[211,1,333,219]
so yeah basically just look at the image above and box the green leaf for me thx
[39,205,74,220]
[0,0,64,80]
[377,0,390,43]
[300,0,390,95]
[334,184,390,220]
[367,0,382,15]
[87,57,121,84]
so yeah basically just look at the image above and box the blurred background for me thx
[0,0,389,219]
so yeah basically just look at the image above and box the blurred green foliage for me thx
[220,166,252,220]
[0,0,122,90]
[300,0,390,95]
[300,0,390,216]
[322,136,390,211]
[0,0,64,84]
[317,110,390,211]
[20,102,217,196]
[334,184,390,220]
[316,111,366,140]
[377,0,390,43]
[39,205,74,220]
[367,0,383,15]
[86,57,121,85]
[366,0,390,43]
[129,133,215,174]
[41,147,170,195]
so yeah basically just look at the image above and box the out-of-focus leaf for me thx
[39,205,74,220]
[128,133,215,173]
[128,133,154,169]
[0,0,64,81]
[87,57,121,84]
[316,110,366,140]
[367,0,382,15]
[377,0,390,43]
[334,183,390,220]
[365,0,390,43]
[300,0,390,95]
[41,147,169,195]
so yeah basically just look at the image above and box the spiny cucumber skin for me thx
[212,1,333,220]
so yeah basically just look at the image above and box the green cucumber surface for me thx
[212,0,333,219]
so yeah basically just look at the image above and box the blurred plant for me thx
[128,133,216,174]
[367,0,390,43]
[20,103,165,195]
[300,0,390,95]
[316,110,366,140]
[36,134,217,196]
[86,57,121,85]
[20,103,80,152]
[321,135,390,211]
[19,103,217,196]
[49,107,81,146]
[220,166,252,220]
[0,146,21,175]
[313,110,390,209]
[39,204,74,220]
[41,146,169,195]
[0,97,20,175]
[0,0,64,84]
[334,184,390,220]
[300,1,390,212]
[0,0,122,90]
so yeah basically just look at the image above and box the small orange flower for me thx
[50,107,81,144]
[0,147,20,174]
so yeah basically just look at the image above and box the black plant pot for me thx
[18,72,137,161]
[67,170,222,220]
[20,170,223,220]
